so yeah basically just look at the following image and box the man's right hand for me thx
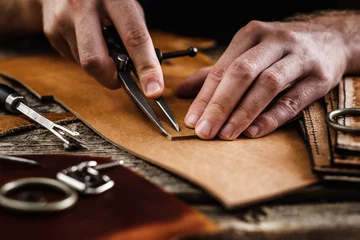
[39,0,164,98]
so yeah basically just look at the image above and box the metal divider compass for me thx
[103,25,198,136]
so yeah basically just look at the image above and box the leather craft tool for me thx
[0,83,87,150]
[103,25,198,136]
[0,154,40,169]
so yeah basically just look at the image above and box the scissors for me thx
[103,25,198,136]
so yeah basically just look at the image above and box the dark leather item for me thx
[0,154,219,240]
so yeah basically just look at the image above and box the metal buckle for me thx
[326,108,360,134]
[0,177,78,213]
[56,161,115,195]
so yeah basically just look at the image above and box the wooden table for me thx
[1,36,360,240]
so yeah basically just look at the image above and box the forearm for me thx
[0,0,42,37]
[284,10,360,75]
[339,11,360,74]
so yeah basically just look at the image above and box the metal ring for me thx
[326,108,360,134]
[0,177,78,213]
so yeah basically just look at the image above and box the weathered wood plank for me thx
[192,202,360,239]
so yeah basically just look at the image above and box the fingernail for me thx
[146,81,161,96]
[196,120,212,137]
[220,123,234,139]
[246,124,260,138]
[186,113,200,126]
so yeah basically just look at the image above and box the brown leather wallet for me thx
[0,154,218,240]
[301,77,360,182]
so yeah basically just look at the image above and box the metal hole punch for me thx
[0,83,88,150]
[103,25,198,136]
[326,108,360,134]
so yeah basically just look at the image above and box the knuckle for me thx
[43,27,57,40]
[209,100,228,115]
[246,20,266,32]
[199,66,211,76]
[207,66,226,83]
[235,20,267,41]
[258,70,283,92]
[138,66,161,84]
[313,69,334,94]
[317,69,332,84]
[233,106,252,121]
[106,0,127,10]
[67,0,85,10]
[195,98,210,109]
[278,96,300,116]
[80,54,104,74]
[277,29,299,44]
[261,114,279,129]
[123,28,150,48]
[230,58,257,80]
[54,7,68,27]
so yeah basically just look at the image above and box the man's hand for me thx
[39,0,163,98]
[176,10,360,140]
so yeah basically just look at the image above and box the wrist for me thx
[310,11,360,74]
[341,12,360,74]
[284,10,360,75]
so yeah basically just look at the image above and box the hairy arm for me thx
[283,10,360,74]
[176,9,360,140]
[0,0,42,37]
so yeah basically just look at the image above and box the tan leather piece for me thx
[0,112,77,137]
[150,30,217,51]
[0,154,219,240]
[0,32,318,208]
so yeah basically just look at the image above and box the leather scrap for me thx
[0,31,318,209]
[0,112,77,137]
[0,154,219,240]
